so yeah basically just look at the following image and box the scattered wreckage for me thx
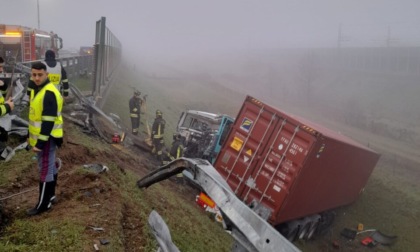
[0,72,29,161]
[340,227,397,248]
[0,66,142,162]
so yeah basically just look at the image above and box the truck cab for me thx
[176,110,234,164]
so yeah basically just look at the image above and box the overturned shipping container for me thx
[214,95,380,231]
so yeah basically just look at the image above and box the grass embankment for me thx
[0,88,233,251]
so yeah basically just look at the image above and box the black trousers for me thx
[130,116,140,135]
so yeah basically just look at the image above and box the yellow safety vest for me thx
[0,92,5,116]
[42,61,62,86]
[29,83,63,147]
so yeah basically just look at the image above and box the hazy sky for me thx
[1,0,420,62]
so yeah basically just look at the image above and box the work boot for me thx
[50,174,58,204]
[27,181,54,216]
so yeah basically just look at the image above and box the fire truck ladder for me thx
[22,30,32,62]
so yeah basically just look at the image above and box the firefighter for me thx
[27,50,70,98]
[151,109,165,163]
[0,57,14,115]
[0,56,9,99]
[129,90,142,135]
[163,133,184,165]
[27,62,63,216]
[0,57,14,158]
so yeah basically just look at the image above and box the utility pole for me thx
[37,0,40,29]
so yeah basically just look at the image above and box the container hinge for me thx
[245,177,256,189]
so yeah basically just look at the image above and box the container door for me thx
[214,101,279,197]
[240,119,316,222]
[241,121,316,221]
[214,98,318,222]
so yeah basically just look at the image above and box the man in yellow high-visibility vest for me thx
[27,62,63,216]
[27,50,70,99]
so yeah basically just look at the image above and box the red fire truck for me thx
[0,24,63,63]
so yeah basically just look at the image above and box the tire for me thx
[286,230,299,241]
[306,215,320,240]
[316,211,335,235]
[278,220,300,242]
[297,220,311,240]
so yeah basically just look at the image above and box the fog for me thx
[2,0,420,144]
[1,0,419,62]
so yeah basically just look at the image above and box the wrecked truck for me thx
[176,110,234,163]
[138,95,380,250]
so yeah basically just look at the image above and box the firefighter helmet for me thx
[156,109,163,117]
[134,90,141,96]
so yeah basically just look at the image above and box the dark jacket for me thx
[152,117,165,138]
[169,140,184,159]
[129,96,141,116]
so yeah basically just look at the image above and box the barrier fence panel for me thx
[93,16,122,109]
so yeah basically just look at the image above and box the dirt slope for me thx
[0,123,232,251]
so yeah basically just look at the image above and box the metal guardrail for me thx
[15,55,94,79]
[137,158,302,252]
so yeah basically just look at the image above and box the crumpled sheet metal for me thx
[148,210,180,252]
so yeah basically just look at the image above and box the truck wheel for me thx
[316,211,335,235]
[276,220,300,242]
[286,221,300,241]
[306,215,321,240]
[297,220,311,240]
[306,221,318,240]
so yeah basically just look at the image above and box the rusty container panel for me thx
[214,95,380,226]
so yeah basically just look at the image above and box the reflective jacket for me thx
[169,140,184,160]
[129,96,141,118]
[152,117,165,139]
[29,82,63,148]
[0,91,11,117]
[42,60,62,85]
